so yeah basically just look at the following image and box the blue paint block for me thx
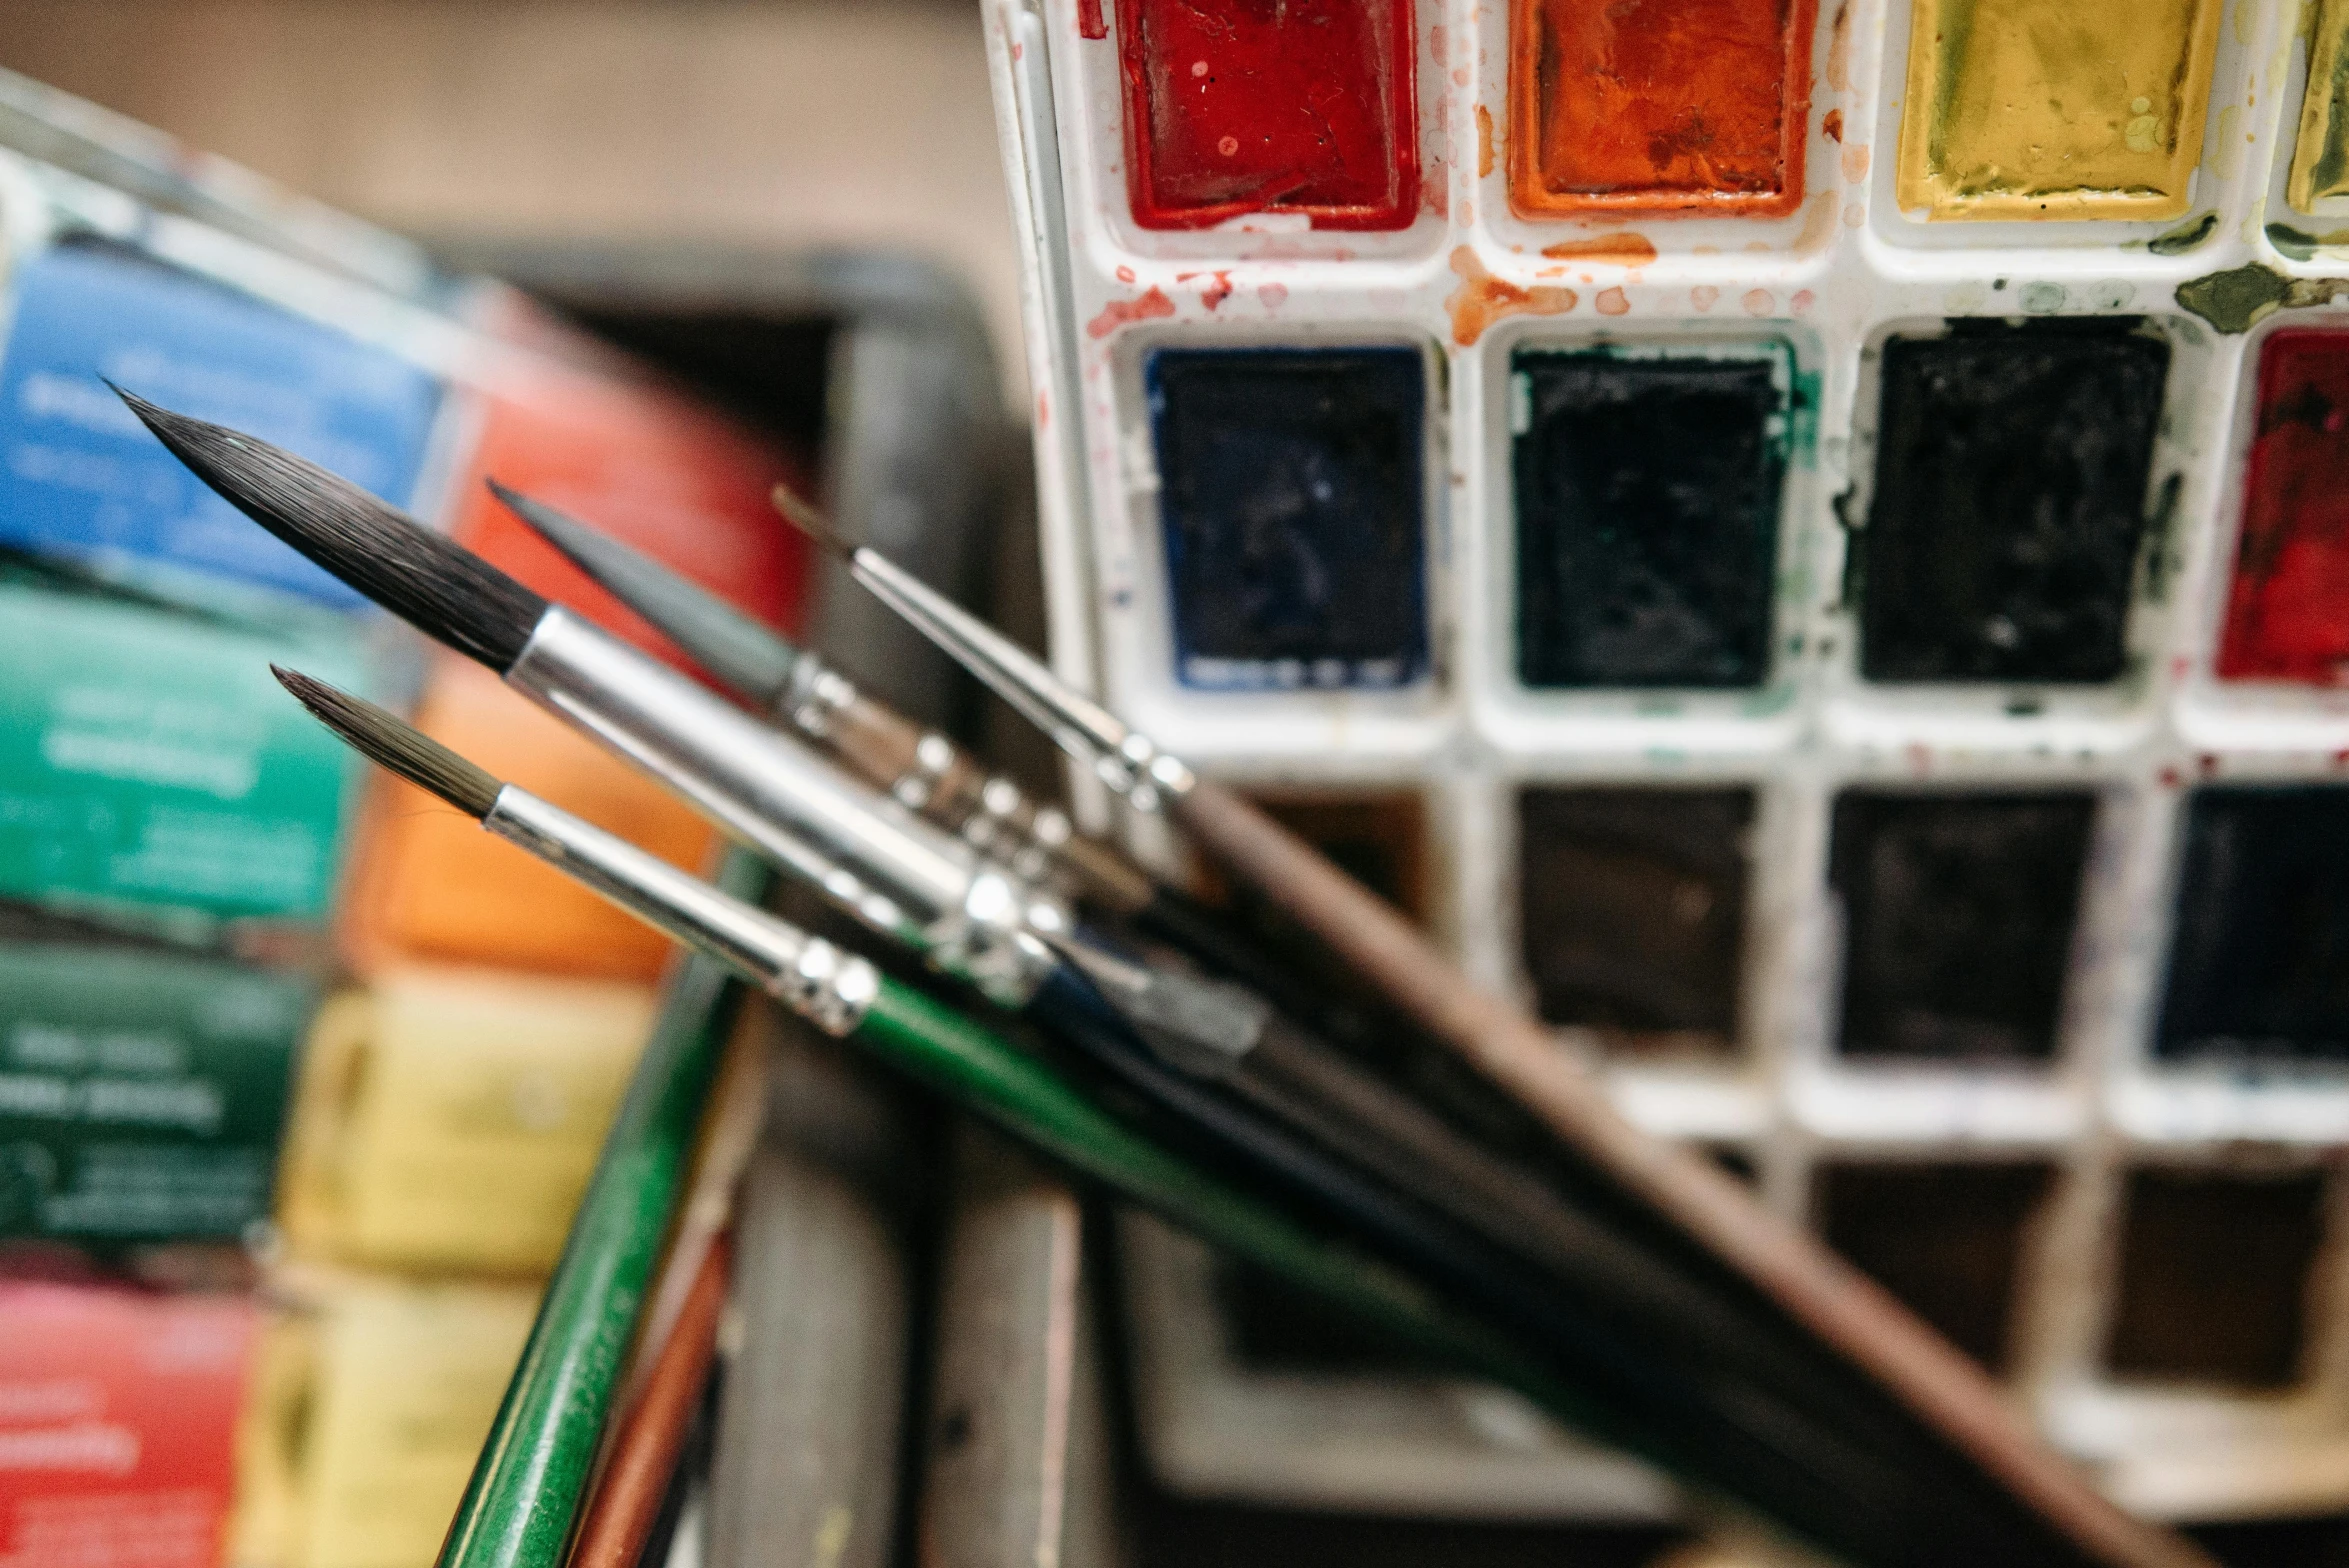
[0,240,443,609]
[1147,346,1428,691]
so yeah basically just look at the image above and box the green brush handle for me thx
[853,978,1595,1422]
[436,853,768,1568]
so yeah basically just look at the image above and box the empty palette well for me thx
[1507,0,1815,218]
[1512,346,1790,689]
[2218,330,2349,686]
[1858,322,2169,684]
[2107,1167,2328,1388]
[1829,790,2095,1063]
[1816,1163,2054,1372]
[1114,0,1420,231]
[1894,0,2223,222]
[1147,347,1428,689]
[2157,786,2349,1065]
[1516,786,1752,1056]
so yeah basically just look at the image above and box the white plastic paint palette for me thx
[986,0,2349,1521]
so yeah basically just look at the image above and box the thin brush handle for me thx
[1170,777,2203,1568]
[568,1234,730,1568]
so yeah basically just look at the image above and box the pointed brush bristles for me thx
[490,479,801,704]
[770,484,856,559]
[114,387,548,672]
[272,666,503,820]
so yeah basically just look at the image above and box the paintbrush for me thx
[258,668,1759,1528]
[272,668,2130,1568]
[485,482,1427,1044]
[138,397,2140,1563]
[121,398,1957,1546]
[774,488,2216,1568]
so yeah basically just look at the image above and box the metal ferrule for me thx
[780,648,859,743]
[484,787,879,1036]
[842,544,1198,814]
[508,608,1063,1003]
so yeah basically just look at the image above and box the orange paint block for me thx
[1509,0,1817,219]
[339,656,715,981]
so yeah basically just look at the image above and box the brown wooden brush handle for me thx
[1169,775,2208,1568]
[568,1232,731,1568]
[820,698,1156,908]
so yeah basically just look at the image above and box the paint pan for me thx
[2217,331,2349,686]
[1114,0,1419,231]
[1858,321,2168,684]
[0,1279,258,1568]
[1815,1163,2053,1372]
[1894,0,2224,222]
[274,969,657,1274]
[1147,347,1427,690]
[0,238,441,610]
[1512,346,1789,689]
[0,930,314,1243]
[339,657,717,983]
[1508,0,1816,219]
[2156,786,2349,1064]
[2292,0,2349,212]
[2106,1167,2325,1388]
[0,577,374,922]
[232,1279,538,1568]
[1515,786,1751,1057]
[1828,791,2095,1062]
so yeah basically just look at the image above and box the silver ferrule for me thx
[844,546,1197,814]
[779,648,859,743]
[508,608,1061,1003]
[484,787,879,1036]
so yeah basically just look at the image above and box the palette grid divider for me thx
[986,0,2349,1520]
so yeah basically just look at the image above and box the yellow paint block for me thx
[230,1279,538,1568]
[276,967,657,1275]
[1895,0,2224,220]
[2292,0,2349,209]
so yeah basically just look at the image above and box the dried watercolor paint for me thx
[2157,786,2349,1064]
[1513,348,1787,689]
[1817,1163,2053,1371]
[1116,0,1419,231]
[1508,0,1815,218]
[1517,786,1752,1057]
[1858,321,2168,684]
[1147,347,1427,690]
[2292,0,2349,211]
[2218,331,2349,685]
[1829,790,2096,1063]
[1894,0,2223,222]
[2107,1168,2324,1388]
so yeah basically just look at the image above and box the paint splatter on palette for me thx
[988,0,2349,1524]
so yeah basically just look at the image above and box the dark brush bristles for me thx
[114,387,549,672]
[272,666,503,820]
[769,484,856,559]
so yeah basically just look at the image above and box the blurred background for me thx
[0,5,2344,1568]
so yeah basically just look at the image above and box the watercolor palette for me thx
[986,0,2349,1521]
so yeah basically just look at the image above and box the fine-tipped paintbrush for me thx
[485,481,1411,1040]
[262,668,1786,1543]
[776,490,2216,1568]
[150,398,2133,1563]
[134,400,1951,1555]
[284,672,2152,1568]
